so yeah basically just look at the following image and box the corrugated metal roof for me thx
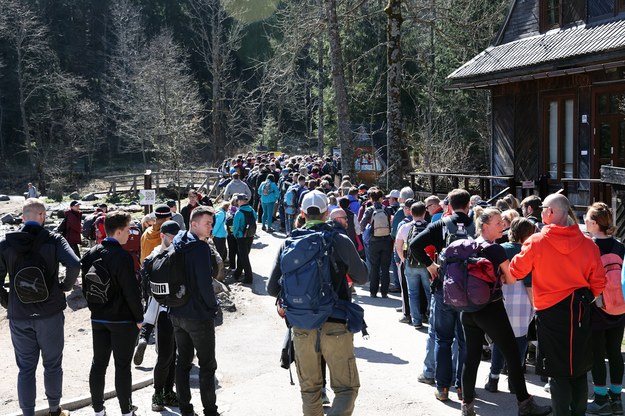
[448,18,625,83]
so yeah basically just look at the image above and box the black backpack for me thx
[82,212,103,240]
[12,230,55,304]
[242,209,257,238]
[147,248,189,307]
[405,220,429,267]
[82,246,114,305]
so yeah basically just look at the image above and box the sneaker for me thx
[94,408,106,416]
[518,395,552,416]
[133,338,147,365]
[163,391,179,406]
[457,387,463,401]
[414,323,424,329]
[543,382,550,394]
[399,316,411,324]
[321,388,330,405]
[267,227,275,233]
[461,401,476,416]
[152,393,165,412]
[484,374,499,393]
[417,373,435,385]
[49,407,70,416]
[435,387,449,402]
[609,391,624,416]
[262,225,267,231]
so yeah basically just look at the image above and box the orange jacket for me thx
[509,223,606,310]
[140,223,162,264]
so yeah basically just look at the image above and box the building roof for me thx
[448,17,625,88]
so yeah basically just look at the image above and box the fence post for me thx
[144,170,152,215]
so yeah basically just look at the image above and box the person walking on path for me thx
[231,194,257,284]
[258,173,280,232]
[509,193,606,416]
[0,198,80,416]
[64,200,83,258]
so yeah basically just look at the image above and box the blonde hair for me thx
[475,207,502,237]
[501,209,520,226]
[586,202,615,235]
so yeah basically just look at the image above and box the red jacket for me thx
[509,223,606,310]
[64,209,82,245]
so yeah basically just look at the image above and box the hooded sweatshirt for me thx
[168,231,217,320]
[509,223,606,310]
[140,223,162,264]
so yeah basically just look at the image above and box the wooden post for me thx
[507,177,516,197]
[429,174,436,195]
[144,170,152,215]
[452,177,459,189]
[410,173,415,191]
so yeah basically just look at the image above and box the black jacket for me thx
[0,223,80,319]
[80,240,143,323]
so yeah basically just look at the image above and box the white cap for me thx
[301,190,328,214]
[386,189,400,199]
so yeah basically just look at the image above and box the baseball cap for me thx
[160,220,180,236]
[154,204,172,218]
[301,190,328,215]
[70,200,81,207]
[386,189,400,199]
[403,198,416,208]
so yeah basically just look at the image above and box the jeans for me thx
[170,315,218,416]
[293,322,360,416]
[591,326,625,389]
[404,264,431,326]
[89,321,139,414]
[154,311,176,393]
[285,213,297,236]
[10,312,65,416]
[461,300,529,404]
[367,238,393,296]
[235,237,254,281]
[491,335,528,376]
[433,290,465,390]
[261,202,275,228]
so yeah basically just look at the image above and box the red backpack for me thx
[599,244,625,315]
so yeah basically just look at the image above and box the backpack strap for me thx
[442,216,456,241]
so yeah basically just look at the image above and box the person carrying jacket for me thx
[231,194,257,284]
[81,210,143,416]
[168,206,220,416]
[258,173,280,232]
[64,200,83,257]
[0,198,80,416]
[267,190,368,416]
[509,193,606,416]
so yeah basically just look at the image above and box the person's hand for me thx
[136,322,143,329]
[427,263,439,280]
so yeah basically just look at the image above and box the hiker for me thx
[231,194,257,284]
[258,173,280,232]
[166,199,186,231]
[267,190,368,416]
[27,182,38,199]
[63,200,83,257]
[0,198,80,416]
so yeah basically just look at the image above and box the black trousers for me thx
[213,237,227,266]
[226,234,238,269]
[89,322,139,413]
[461,300,530,404]
[154,311,176,393]
[398,262,411,317]
[235,237,253,280]
[170,315,218,416]
[549,374,588,416]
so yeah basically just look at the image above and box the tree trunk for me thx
[317,33,324,158]
[385,0,407,189]
[324,0,354,180]
[211,2,224,163]
[16,47,34,171]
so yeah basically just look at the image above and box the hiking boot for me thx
[133,338,147,365]
[321,388,330,405]
[461,401,476,416]
[152,393,165,412]
[456,387,463,401]
[518,395,552,416]
[435,387,449,401]
[609,390,623,415]
[417,373,435,385]
[484,374,499,393]
[49,407,70,416]
[163,390,179,407]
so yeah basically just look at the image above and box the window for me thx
[540,0,561,32]
[545,96,575,179]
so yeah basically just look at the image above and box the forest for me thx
[0,0,509,193]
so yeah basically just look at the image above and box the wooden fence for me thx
[106,169,222,198]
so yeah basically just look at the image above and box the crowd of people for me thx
[0,151,622,416]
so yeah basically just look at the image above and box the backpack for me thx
[440,238,501,312]
[284,185,299,209]
[279,228,338,329]
[370,207,391,237]
[405,220,429,267]
[262,182,271,196]
[12,230,54,304]
[82,212,103,240]
[147,248,189,307]
[56,217,68,237]
[241,209,257,238]
[225,210,235,235]
[83,256,113,305]
[442,216,475,247]
[598,240,625,315]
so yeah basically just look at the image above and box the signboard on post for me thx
[521,180,535,189]
[139,189,156,206]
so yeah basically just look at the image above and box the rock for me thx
[1,213,15,224]
[0,195,10,202]
[69,192,80,200]
[124,204,143,213]
[83,192,98,201]
[57,209,66,219]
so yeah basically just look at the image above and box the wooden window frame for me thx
[540,0,561,32]
[542,92,578,181]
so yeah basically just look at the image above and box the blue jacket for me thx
[232,204,257,239]
[258,180,280,204]
[347,195,361,216]
[168,231,217,320]
[212,208,228,239]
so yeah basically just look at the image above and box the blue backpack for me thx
[280,228,339,329]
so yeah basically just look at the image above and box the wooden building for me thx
[448,0,625,208]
